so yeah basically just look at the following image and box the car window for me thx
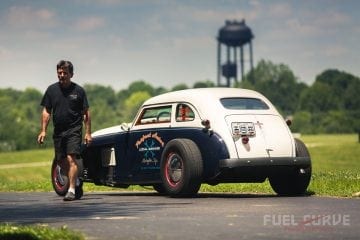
[220,98,269,110]
[136,105,172,125]
[176,104,195,122]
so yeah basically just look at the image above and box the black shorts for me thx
[53,126,82,161]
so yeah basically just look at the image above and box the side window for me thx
[176,104,195,122]
[136,105,172,125]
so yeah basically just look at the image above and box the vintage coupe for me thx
[52,88,312,197]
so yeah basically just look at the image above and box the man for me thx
[37,60,92,201]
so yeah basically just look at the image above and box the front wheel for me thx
[269,138,312,196]
[51,158,69,196]
[160,139,203,197]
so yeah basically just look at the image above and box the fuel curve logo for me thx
[135,132,164,169]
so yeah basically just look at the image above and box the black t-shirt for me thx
[41,82,89,132]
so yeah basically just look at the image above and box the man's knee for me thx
[67,154,78,166]
[67,154,83,177]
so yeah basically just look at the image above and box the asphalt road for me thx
[0,191,359,240]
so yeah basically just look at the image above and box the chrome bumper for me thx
[219,157,311,168]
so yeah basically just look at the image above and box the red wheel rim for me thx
[164,152,183,188]
[52,164,67,191]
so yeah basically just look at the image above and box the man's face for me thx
[57,67,72,88]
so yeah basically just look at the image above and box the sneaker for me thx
[75,181,83,200]
[63,191,76,201]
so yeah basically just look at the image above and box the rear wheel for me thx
[160,139,203,197]
[153,184,166,195]
[269,138,312,196]
[51,158,69,196]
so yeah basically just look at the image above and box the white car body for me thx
[137,88,295,161]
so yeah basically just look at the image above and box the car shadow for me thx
[90,190,315,199]
[197,190,315,198]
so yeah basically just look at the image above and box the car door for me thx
[126,105,172,181]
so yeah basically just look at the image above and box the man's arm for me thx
[83,108,92,144]
[37,107,51,144]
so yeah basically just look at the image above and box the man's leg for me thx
[53,134,73,199]
[67,153,78,191]
[63,153,78,201]
[63,126,83,201]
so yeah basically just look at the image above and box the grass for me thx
[0,148,53,164]
[0,224,84,240]
[301,134,360,197]
[0,134,359,197]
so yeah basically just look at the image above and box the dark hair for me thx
[57,60,74,75]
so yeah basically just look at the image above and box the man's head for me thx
[57,60,74,88]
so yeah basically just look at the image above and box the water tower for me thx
[217,20,254,87]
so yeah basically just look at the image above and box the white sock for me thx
[68,187,75,194]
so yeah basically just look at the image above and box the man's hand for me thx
[84,133,92,145]
[37,131,46,144]
[38,107,50,145]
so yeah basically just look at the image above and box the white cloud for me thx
[323,45,348,57]
[74,16,106,31]
[0,46,14,60]
[284,9,351,36]
[313,11,350,26]
[268,3,293,18]
[285,18,320,37]
[5,6,56,28]
[188,8,258,24]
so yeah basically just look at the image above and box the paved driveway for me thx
[0,192,359,239]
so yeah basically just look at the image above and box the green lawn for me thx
[0,134,359,197]
[0,224,84,240]
[301,134,360,197]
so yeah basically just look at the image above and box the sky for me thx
[0,0,359,93]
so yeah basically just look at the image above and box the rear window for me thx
[176,104,195,122]
[220,98,269,110]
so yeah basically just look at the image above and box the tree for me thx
[84,84,116,108]
[242,59,306,115]
[171,84,188,91]
[344,76,360,110]
[291,111,313,134]
[193,80,215,88]
[117,80,156,103]
[1,65,360,151]
[0,88,43,151]
[299,81,340,112]
[300,69,360,113]
[128,80,156,96]
[320,110,353,133]
[124,91,151,122]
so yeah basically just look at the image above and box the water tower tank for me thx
[218,20,254,46]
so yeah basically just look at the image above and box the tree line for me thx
[0,59,359,151]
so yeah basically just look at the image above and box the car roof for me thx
[142,88,268,107]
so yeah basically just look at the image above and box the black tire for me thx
[269,138,312,196]
[153,183,166,195]
[160,139,203,197]
[51,158,69,196]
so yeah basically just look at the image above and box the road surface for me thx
[0,192,359,239]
